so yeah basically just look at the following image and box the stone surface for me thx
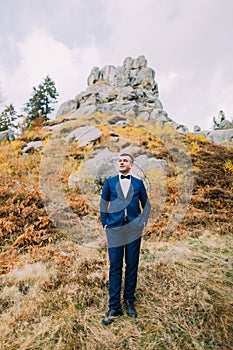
[56,99,79,118]
[195,129,233,144]
[219,119,233,130]
[54,56,233,144]
[0,129,15,142]
[22,141,43,153]
[68,147,167,192]
[65,125,102,146]
[55,55,188,133]
[194,125,201,132]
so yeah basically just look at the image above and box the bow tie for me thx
[121,174,130,180]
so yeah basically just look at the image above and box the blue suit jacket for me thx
[100,175,150,229]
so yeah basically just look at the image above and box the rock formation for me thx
[195,129,233,144]
[0,129,15,142]
[212,110,233,130]
[56,55,189,134]
[195,110,233,144]
[68,147,167,192]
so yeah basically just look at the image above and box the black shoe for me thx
[101,308,123,326]
[125,301,137,318]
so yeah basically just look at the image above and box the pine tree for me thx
[0,104,17,132]
[24,75,59,128]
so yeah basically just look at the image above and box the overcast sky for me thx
[0,0,232,131]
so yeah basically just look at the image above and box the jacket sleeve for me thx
[139,180,151,224]
[100,179,110,227]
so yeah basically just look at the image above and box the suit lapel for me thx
[115,177,125,200]
[114,175,137,201]
[126,176,136,201]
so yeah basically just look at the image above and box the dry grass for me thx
[0,113,233,349]
[0,235,232,349]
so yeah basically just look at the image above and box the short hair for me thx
[119,153,134,163]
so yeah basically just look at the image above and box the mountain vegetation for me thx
[23,75,59,128]
[0,104,18,132]
[0,112,232,349]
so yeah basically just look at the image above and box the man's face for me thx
[118,156,133,174]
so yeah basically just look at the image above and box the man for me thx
[100,153,151,325]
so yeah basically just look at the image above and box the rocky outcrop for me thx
[195,129,233,144]
[195,110,233,144]
[56,55,189,134]
[0,129,15,142]
[22,140,43,153]
[213,110,233,131]
[56,99,78,117]
[68,147,167,191]
[65,126,102,146]
[55,55,233,144]
[218,119,233,130]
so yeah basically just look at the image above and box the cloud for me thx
[0,29,103,115]
[101,0,233,129]
[0,0,233,131]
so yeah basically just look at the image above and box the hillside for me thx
[0,113,233,349]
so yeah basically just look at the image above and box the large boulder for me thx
[68,147,167,192]
[65,125,102,146]
[100,65,117,83]
[87,67,100,85]
[56,99,79,118]
[196,129,233,144]
[0,129,15,142]
[218,119,233,130]
[22,140,43,153]
[131,67,155,90]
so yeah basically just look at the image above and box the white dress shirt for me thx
[119,174,131,198]
[119,174,131,218]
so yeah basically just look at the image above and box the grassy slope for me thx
[0,114,232,349]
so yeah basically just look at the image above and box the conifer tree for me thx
[24,75,59,128]
[0,104,17,132]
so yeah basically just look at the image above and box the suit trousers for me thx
[107,236,141,310]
